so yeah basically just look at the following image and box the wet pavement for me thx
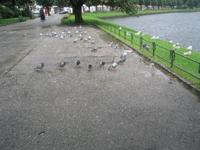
[0,15,200,150]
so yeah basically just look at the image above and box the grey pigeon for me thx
[108,62,118,71]
[88,64,92,71]
[34,62,44,71]
[99,61,106,67]
[59,61,66,68]
[91,48,97,52]
[76,60,80,66]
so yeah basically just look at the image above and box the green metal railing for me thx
[95,20,200,81]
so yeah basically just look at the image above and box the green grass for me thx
[62,10,200,89]
[0,17,28,26]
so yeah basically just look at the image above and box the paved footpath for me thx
[0,15,200,150]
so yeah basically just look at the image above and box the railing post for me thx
[124,31,126,40]
[198,63,200,74]
[131,33,133,44]
[140,36,143,50]
[152,42,156,56]
[170,49,175,68]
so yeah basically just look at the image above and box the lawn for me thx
[62,9,200,89]
[0,17,28,26]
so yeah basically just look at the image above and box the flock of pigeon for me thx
[35,26,133,72]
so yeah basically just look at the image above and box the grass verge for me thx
[0,17,28,26]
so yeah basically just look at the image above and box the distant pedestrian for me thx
[40,8,45,21]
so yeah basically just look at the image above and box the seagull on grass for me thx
[183,46,192,56]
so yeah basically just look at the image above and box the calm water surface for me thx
[108,12,200,51]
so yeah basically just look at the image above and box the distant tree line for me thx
[137,0,200,9]
[1,0,200,22]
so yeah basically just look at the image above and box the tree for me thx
[54,0,69,8]
[151,0,158,9]
[70,0,85,24]
[138,0,144,10]
[144,0,150,9]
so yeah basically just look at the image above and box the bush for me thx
[21,7,32,18]
[18,15,26,22]
[14,8,22,17]
[0,5,15,19]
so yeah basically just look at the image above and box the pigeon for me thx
[79,25,82,29]
[173,44,180,49]
[75,30,79,34]
[73,39,78,43]
[99,61,106,67]
[83,38,88,42]
[90,40,95,44]
[60,35,64,39]
[142,44,150,50]
[135,31,141,36]
[108,62,118,71]
[76,60,80,66]
[88,64,92,71]
[187,46,192,51]
[84,31,87,34]
[58,61,66,68]
[183,51,192,56]
[88,36,92,40]
[91,47,97,52]
[119,52,127,63]
[40,33,43,36]
[151,35,159,40]
[126,32,131,36]
[34,63,44,71]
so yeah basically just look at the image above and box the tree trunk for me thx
[74,4,83,24]
[140,5,142,10]
[11,0,16,10]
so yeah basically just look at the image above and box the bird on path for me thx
[58,61,66,68]
[34,63,44,71]
[88,64,92,71]
[108,62,118,71]
[76,60,80,67]
[99,61,106,68]
[119,52,127,63]
[73,39,78,43]
[187,46,192,51]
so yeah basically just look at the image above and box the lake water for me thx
[108,12,200,51]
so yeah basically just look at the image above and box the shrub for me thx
[18,15,26,22]
[0,5,15,19]
[21,7,32,18]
